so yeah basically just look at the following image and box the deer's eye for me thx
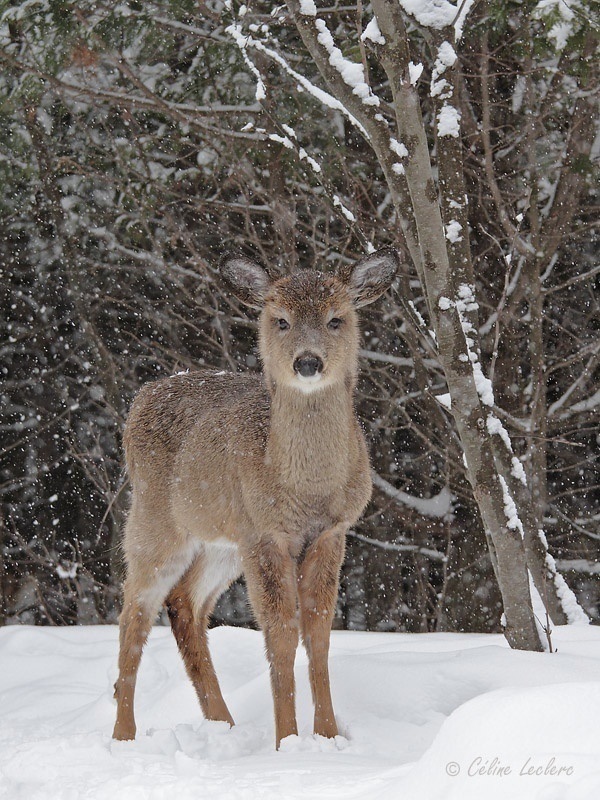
[327,317,343,330]
[276,318,290,331]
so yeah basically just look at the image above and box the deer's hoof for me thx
[112,721,136,741]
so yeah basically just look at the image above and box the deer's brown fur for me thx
[113,248,399,747]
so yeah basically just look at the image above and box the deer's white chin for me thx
[294,372,325,394]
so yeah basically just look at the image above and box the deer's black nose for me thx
[293,354,323,377]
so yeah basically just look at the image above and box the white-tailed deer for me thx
[113,247,399,747]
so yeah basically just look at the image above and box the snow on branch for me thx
[372,471,453,519]
[313,18,380,107]
[362,17,386,45]
[267,131,322,175]
[556,559,600,576]
[296,0,381,106]
[398,0,476,39]
[563,389,600,417]
[348,530,447,562]
[438,284,531,505]
[437,104,461,138]
[498,475,524,537]
[486,414,527,486]
[359,348,439,369]
[438,283,495,408]
[550,385,600,419]
[333,194,356,222]
[533,0,579,50]
[249,120,363,236]
[430,39,461,139]
[299,0,317,14]
[538,530,590,626]
[245,36,369,138]
[225,20,267,102]
[430,41,457,99]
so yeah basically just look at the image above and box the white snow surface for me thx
[2,625,600,799]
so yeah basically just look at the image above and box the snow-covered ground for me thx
[1,624,599,799]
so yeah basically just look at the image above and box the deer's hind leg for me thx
[113,504,198,741]
[166,543,241,726]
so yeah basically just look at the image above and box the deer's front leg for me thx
[297,525,346,739]
[244,540,299,748]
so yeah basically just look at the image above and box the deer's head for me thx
[221,248,399,394]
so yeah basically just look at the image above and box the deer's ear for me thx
[220,255,272,309]
[342,247,399,308]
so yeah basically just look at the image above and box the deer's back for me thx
[124,370,268,481]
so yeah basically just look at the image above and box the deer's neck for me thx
[266,382,355,493]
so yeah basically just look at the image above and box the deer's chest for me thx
[249,476,360,555]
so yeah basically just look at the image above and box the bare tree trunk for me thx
[374,2,545,649]
[284,0,544,650]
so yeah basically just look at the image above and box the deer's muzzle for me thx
[293,354,324,378]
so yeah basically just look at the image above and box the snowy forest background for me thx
[0,0,597,634]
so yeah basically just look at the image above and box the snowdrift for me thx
[1,624,599,799]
